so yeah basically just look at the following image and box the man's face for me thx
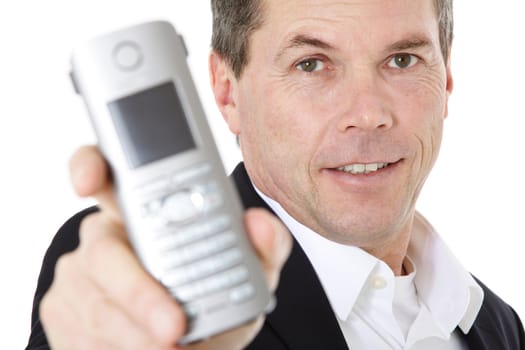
[220,0,452,247]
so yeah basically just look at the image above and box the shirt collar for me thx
[408,212,484,333]
[254,186,484,335]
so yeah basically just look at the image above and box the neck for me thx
[362,215,414,276]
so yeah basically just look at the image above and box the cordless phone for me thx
[70,21,273,344]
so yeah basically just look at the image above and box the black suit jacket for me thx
[27,163,525,349]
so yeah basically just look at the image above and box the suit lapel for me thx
[462,322,493,350]
[266,239,349,349]
[232,163,349,350]
[462,306,505,350]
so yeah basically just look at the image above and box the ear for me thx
[209,51,241,134]
[444,51,454,119]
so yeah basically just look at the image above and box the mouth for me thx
[334,162,393,175]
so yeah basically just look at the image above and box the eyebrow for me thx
[275,34,335,61]
[386,37,432,52]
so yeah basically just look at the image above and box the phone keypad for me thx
[139,172,256,313]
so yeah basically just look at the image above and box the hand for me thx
[40,145,292,350]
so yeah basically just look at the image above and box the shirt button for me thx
[371,276,387,289]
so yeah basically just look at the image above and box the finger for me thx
[40,257,85,350]
[68,145,120,220]
[43,252,168,350]
[77,277,167,349]
[41,254,119,350]
[69,145,109,197]
[79,212,187,345]
[244,208,292,290]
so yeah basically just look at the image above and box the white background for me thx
[1,2,524,348]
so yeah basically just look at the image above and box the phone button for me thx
[161,231,237,268]
[173,265,249,303]
[162,248,242,287]
[155,214,231,248]
[230,283,255,304]
[161,189,205,223]
[113,41,143,71]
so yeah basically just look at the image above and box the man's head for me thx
[209,0,454,252]
[211,0,453,78]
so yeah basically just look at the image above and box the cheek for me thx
[245,80,321,157]
[410,91,445,176]
[392,72,446,173]
[418,78,446,159]
[235,83,296,178]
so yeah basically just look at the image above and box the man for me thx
[27,0,524,349]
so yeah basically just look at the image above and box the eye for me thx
[296,58,325,73]
[387,53,419,69]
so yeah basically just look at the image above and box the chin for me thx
[316,206,411,246]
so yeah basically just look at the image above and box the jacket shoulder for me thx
[467,276,525,349]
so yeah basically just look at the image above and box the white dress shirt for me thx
[255,188,484,349]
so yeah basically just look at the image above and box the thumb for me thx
[244,208,292,290]
[68,145,121,222]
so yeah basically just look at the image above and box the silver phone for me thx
[70,20,273,344]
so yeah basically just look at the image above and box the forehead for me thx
[255,0,440,52]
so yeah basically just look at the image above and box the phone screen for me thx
[108,81,196,168]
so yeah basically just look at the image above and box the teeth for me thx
[337,163,389,175]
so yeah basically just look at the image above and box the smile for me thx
[336,163,390,175]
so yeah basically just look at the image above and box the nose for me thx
[336,75,393,132]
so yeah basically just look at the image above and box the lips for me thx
[320,159,404,193]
